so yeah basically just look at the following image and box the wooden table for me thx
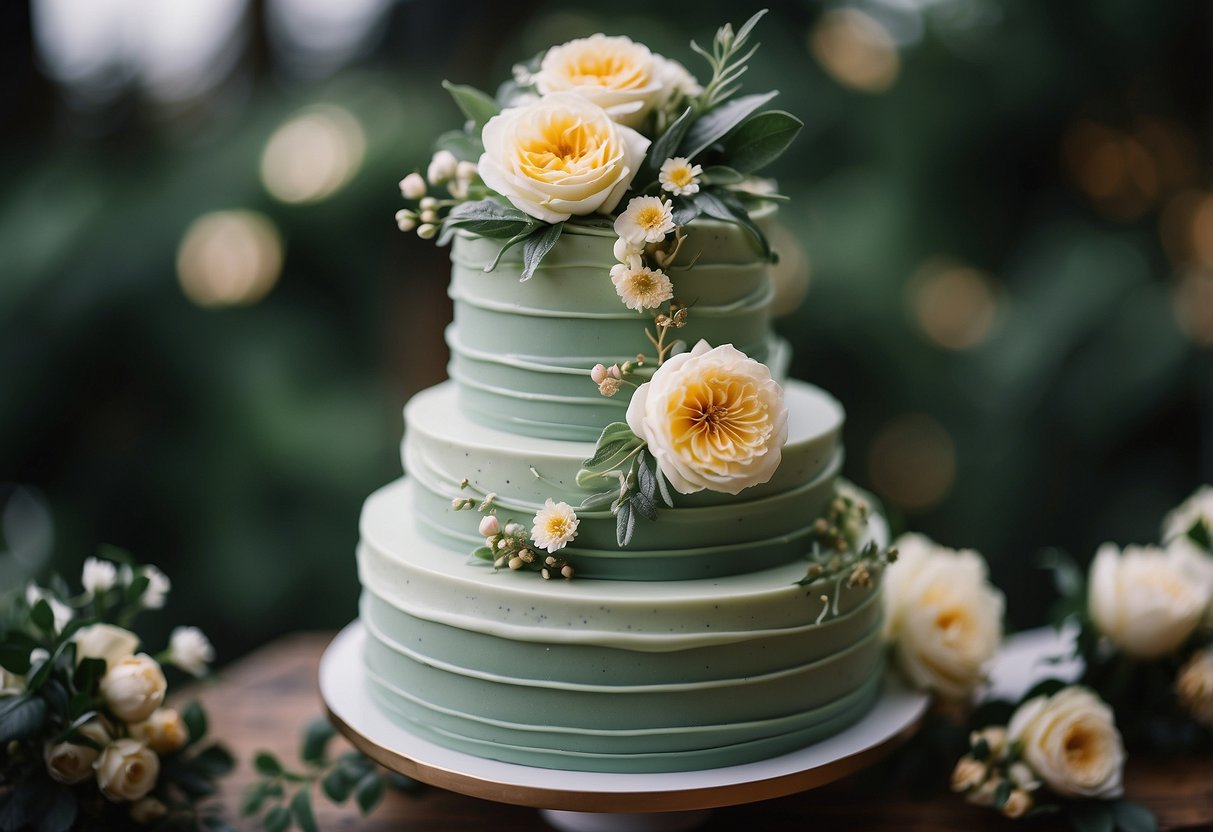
[194,632,1213,831]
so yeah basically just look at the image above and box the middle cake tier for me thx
[403,380,845,581]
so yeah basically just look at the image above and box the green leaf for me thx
[301,717,336,765]
[519,222,563,281]
[722,110,802,173]
[182,700,208,744]
[1112,801,1157,832]
[968,699,1015,729]
[636,449,657,502]
[472,546,495,561]
[321,768,354,803]
[701,165,745,185]
[1069,802,1115,832]
[354,772,386,815]
[53,710,99,745]
[39,678,68,715]
[0,632,38,675]
[1187,518,1212,551]
[680,91,778,160]
[1022,678,1068,702]
[0,694,47,743]
[992,779,1012,808]
[263,805,291,832]
[615,502,636,548]
[734,9,769,45]
[200,816,240,832]
[483,227,539,273]
[254,751,284,777]
[582,439,635,473]
[670,197,699,226]
[444,200,535,239]
[192,744,236,777]
[289,789,318,832]
[629,491,658,522]
[432,128,483,162]
[693,188,769,256]
[35,785,76,832]
[653,461,674,509]
[1040,548,1084,599]
[241,781,273,817]
[577,490,617,511]
[648,106,695,171]
[442,81,500,130]
[31,600,54,633]
[125,574,150,606]
[72,658,106,696]
[971,737,990,761]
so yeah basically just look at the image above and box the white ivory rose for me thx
[626,341,788,495]
[881,533,1004,698]
[73,623,139,668]
[129,707,188,754]
[1008,687,1125,799]
[477,93,649,224]
[100,654,167,723]
[534,34,697,128]
[95,739,160,802]
[1087,541,1213,659]
[44,719,110,785]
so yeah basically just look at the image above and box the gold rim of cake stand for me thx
[323,700,922,814]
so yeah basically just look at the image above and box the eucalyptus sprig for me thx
[691,9,769,112]
[575,425,673,547]
[242,718,421,832]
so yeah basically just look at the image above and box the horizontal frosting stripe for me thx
[363,666,882,772]
[359,588,882,685]
[357,479,888,647]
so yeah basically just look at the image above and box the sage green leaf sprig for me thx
[243,718,421,832]
[575,423,674,548]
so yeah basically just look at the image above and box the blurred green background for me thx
[1,0,1209,663]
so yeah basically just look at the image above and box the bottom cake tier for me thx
[356,479,889,774]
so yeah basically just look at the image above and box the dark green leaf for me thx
[701,165,745,185]
[0,779,43,832]
[648,106,695,171]
[1069,802,1115,832]
[290,789,318,832]
[432,128,483,162]
[125,574,151,606]
[968,699,1015,729]
[182,700,208,744]
[444,200,535,239]
[0,633,39,675]
[1112,801,1157,832]
[34,786,75,832]
[680,91,778,160]
[483,227,541,273]
[241,782,272,817]
[693,188,769,256]
[670,197,699,226]
[254,751,284,777]
[72,657,106,696]
[582,439,635,472]
[520,222,563,281]
[192,744,236,777]
[354,772,386,815]
[629,490,658,522]
[971,737,990,761]
[472,546,495,561]
[322,768,354,803]
[31,600,54,633]
[53,710,99,745]
[722,110,802,173]
[652,461,675,509]
[441,81,500,130]
[200,816,239,832]
[1187,518,1212,551]
[1022,678,1068,702]
[0,694,47,743]
[301,717,336,765]
[263,805,291,832]
[636,450,657,502]
[992,779,1012,808]
[39,679,68,715]
[615,502,636,548]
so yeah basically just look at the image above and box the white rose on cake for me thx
[881,533,1004,699]
[1087,541,1213,659]
[477,93,649,224]
[626,341,788,495]
[1008,686,1125,799]
[535,34,694,127]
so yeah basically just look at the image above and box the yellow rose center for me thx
[518,116,610,180]
[563,51,647,89]
[1062,724,1099,771]
[670,374,771,465]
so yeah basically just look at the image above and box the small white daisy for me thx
[531,499,579,553]
[610,263,674,311]
[614,196,675,245]
[658,157,703,196]
[169,626,214,676]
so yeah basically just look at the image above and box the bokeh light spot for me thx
[809,9,900,94]
[1174,269,1213,347]
[868,413,957,513]
[261,104,366,204]
[908,258,1000,350]
[177,210,283,307]
[767,221,811,318]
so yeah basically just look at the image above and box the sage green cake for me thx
[355,217,889,773]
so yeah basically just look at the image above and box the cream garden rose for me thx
[100,654,167,723]
[73,623,139,668]
[1008,687,1125,799]
[1088,541,1213,659]
[129,707,188,754]
[881,533,1004,698]
[44,719,110,784]
[535,34,686,127]
[477,93,649,223]
[95,739,160,802]
[626,340,788,495]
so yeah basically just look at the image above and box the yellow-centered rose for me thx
[535,34,694,127]
[626,341,788,495]
[478,93,649,223]
[1008,687,1125,799]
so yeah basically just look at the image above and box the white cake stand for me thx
[319,622,930,831]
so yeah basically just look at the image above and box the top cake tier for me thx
[446,211,784,442]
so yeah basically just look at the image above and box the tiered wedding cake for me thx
[357,13,892,774]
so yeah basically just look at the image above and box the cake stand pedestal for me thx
[319,622,930,831]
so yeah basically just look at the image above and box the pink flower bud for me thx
[590,364,608,384]
[478,515,500,536]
